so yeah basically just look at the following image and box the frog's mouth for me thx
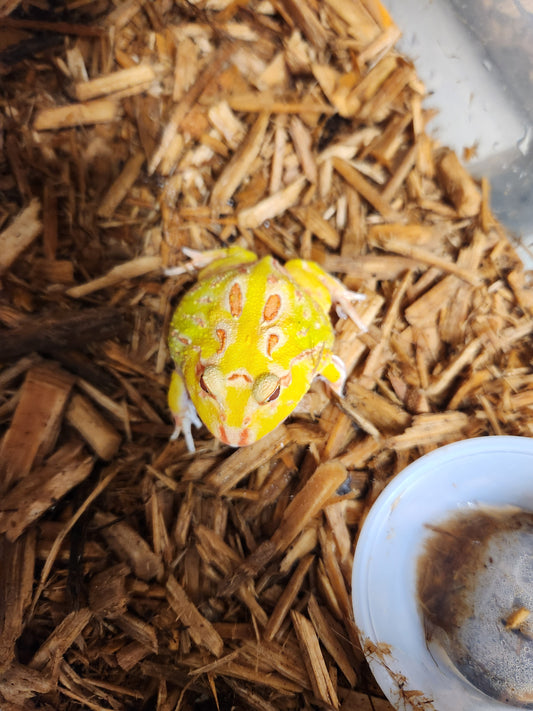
[217,423,251,447]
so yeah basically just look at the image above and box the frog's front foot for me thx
[170,401,202,452]
[168,370,202,452]
[165,246,258,279]
[333,289,367,333]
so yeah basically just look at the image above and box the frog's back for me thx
[169,255,333,375]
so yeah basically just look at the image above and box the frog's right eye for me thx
[253,373,281,405]
[199,366,224,399]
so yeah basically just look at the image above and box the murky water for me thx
[417,506,533,707]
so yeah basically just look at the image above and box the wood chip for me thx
[0,364,74,491]
[0,442,94,541]
[93,511,164,582]
[33,99,120,130]
[1,2,530,709]
[0,199,42,275]
[210,112,270,209]
[272,460,349,552]
[264,554,314,641]
[238,176,307,230]
[75,64,156,101]
[30,608,92,672]
[206,426,288,494]
[97,151,145,218]
[308,594,358,687]
[292,610,339,709]
[66,255,162,298]
[438,149,482,217]
[332,156,402,221]
[66,393,122,460]
[166,574,224,658]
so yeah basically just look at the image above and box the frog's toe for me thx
[171,403,202,452]
[168,370,202,451]
[333,291,367,332]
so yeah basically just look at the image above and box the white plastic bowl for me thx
[352,436,533,711]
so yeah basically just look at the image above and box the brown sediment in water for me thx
[417,506,533,707]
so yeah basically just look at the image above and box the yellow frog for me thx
[167,247,365,451]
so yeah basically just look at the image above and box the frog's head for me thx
[185,362,312,447]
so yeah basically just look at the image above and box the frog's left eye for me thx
[199,366,224,399]
[253,373,281,405]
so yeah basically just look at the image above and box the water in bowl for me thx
[417,506,533,707]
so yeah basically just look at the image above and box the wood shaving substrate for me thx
[0,1,532,710]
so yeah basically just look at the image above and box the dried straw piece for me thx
[289,116,318,183]
[199,658,303,693]
[425,337,484,400]
[228,94,334,114]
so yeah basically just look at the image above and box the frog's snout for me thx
[217,423,252,447]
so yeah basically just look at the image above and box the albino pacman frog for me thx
[167,247,365,451]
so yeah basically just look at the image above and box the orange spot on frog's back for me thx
[216,328,226,353]
[229,282,243,317]
[267,333,279,356]
[263,293,281,321]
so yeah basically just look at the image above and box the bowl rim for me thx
[351,435,533,711]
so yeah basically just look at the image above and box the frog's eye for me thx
[266,384,280,402]
[199,366,224,399]
[253,373,281,405]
